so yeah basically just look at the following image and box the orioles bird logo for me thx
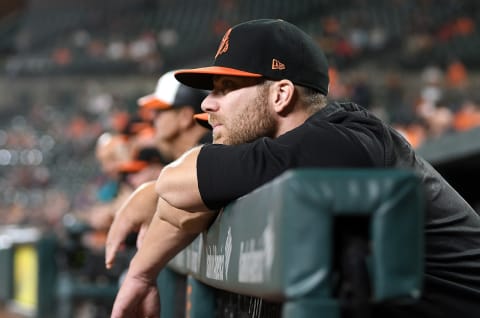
[215,28,232,59]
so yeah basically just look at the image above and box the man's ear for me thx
[270,79,295,114]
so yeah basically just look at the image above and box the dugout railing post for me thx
[0,227,57,317]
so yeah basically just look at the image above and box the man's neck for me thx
[275,110,312,138]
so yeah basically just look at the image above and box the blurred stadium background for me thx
[0,0,480,317]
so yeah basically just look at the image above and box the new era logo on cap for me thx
[175,19,329,95]
[272,59,285,70]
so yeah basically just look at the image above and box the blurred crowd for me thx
[331,60,480,148]
[4,0,480,75]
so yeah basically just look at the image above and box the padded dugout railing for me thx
[158,168,425,318]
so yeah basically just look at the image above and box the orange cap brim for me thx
[194,113,209,121]
[137,94,172,109]
[175,66,262,90]
[193,113,211,129]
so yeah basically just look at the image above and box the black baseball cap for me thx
[138,70,208,114]
[175,19,329,95]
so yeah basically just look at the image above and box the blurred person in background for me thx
[137,69,211,162]
[88,146,170,281]
[94,131,131,203]
[66,116,150,253]
[82,114,156,231]
[118,147,168,191]
[453,99,480,132]
[60,144,169,312]
[82,131,133,230]
[87,146,168,249]
[105,69,211,266]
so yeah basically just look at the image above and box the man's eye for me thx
[213,80,235,95]
[222,80,235,90]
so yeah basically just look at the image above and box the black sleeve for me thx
[197,122,375,210]
[197,140,287,210]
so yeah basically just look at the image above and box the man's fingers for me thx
[105,234,121,269]
[141,286,161,318]
[111,273,160,318]
[105,220,134,269]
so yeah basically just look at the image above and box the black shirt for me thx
[197,101,480,317]
[197,105,379,209]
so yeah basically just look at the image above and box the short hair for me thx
[295,85,328,114]
[259,80,328,115]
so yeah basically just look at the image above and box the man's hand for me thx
[110,210,199,317]
[110,270,160,318]
[105,181,158,269]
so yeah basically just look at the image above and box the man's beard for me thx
[215,86,277,145]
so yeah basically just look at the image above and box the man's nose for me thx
[201,94,219,113]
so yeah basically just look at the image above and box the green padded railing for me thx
[161,168,425,317]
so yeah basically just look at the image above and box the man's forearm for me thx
[159,201,217,233]
[126,212,198,280]
[126,196,216,280]
[115,180,158,219]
